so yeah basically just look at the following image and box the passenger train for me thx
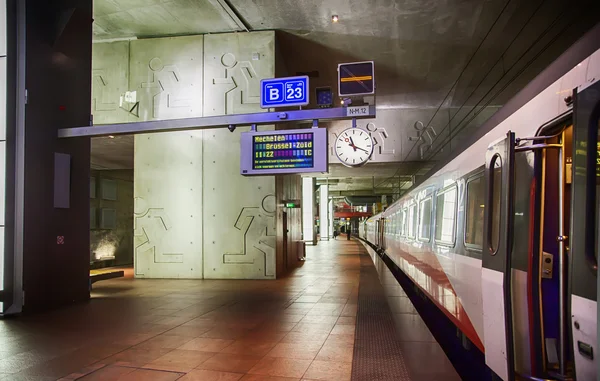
[359,33,600,380]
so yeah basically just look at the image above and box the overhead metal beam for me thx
[57,106,376,138]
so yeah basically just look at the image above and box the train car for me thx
[360,34,600,380]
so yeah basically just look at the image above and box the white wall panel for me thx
[202,31,276,279]
[91,41,130,124]
[134,131,204,278]
[203,31,274,116]
[130,35,203,121]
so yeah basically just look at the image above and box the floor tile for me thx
[143,349,215,372]
[315,342,353,363]
[248,357,311,378]
[102,348,173,367]
[180,338,235,352]
[330,325,355,336]
[119,368,184,381]
[220,341,278,357]
[76,365,135,380]
[240,375,298,381]
[178,369,244,381]
[335,317,355,325]
[265,342,323,360]
[134,334,194,350]
[302,360,352,381]
[198,353,264,373]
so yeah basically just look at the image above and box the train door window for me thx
[435,185,457,245]
[408,204,416,238]
[465,174,485,250]
[400,208,407,237]
[418,197,433,242]
[488,155,502,254]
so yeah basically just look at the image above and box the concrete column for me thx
[319,185,329,241]
[125,31,277,279]
[302,177,315,245]
[328,198,334,239]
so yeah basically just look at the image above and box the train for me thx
[359,32,600,380]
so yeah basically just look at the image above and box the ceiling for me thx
[91,0,600,198]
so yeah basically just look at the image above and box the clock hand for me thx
[355,146,369,153]
[349,137,357,151]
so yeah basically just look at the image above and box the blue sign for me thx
[260,76,309,109]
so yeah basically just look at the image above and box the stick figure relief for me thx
[223,195,277,278]
[134,197,184,276]
[142,57,191,119]
[92,69,117,112]
[212,52,260,115]
[409,121,438,160]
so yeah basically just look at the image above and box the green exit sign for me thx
[285,203,298,208]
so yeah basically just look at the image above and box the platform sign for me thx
[240,127,328,176]
[338,61,375,97]
[260,76,309,109]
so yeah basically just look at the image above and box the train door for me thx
[377,218,385,250]
[569,79,599,381]
[482,131,517,381]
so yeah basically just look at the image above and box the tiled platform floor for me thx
[0,239,458,381]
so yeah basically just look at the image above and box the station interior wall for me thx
[92,31,291,279]
[89,169,134,269]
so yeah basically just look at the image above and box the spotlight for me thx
[332,15,339,23]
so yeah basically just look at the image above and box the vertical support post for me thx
[302,177,315,245]
[557,135,566,376]
[328,198,334,240]
[319,185,329,241]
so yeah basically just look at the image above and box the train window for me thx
[408,204,416,238]
[435,186,457,245]
[418,197,432,241]
[465,175,485,249]
[400,208,407,237]
[488,154,502,255]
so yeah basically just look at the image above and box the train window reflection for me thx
[489,155,502,254]
[408,204,416,238]
[418,197,432,241]
[435,186,457,245]
[401,209,407,237]
[465,175,485,249]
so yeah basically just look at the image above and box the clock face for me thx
[334,128,374,167]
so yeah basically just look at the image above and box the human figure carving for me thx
[142,57,190,118]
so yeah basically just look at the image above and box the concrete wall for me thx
[90,169,133,268]
[326,106,501,164]
[92,31,277,279]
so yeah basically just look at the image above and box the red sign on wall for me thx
[57,236,65,245]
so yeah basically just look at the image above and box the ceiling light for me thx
[331,15,339,23]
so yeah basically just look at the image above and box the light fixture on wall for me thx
[331,15,339,23]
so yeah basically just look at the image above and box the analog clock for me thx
[334,128,374,167]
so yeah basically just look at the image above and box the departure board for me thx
[253,133,314,170]
[240,127,328,175]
